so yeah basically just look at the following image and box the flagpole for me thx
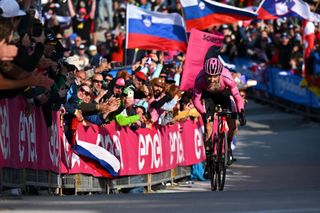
[132,48,139,65]
[179,3,189,46]
[125,2,129,66]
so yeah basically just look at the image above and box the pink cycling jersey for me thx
[192,67,245,115]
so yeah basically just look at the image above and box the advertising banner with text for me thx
[0,97,60,172]
[60,120,206,176]
[180,28,224,91]
[0,97,205,177]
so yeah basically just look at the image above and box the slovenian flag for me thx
[180,0,257,31]
[126,4,187,52]
[73,134,120,177]
[257,0,320,22]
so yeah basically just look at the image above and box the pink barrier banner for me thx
[1,97,205,177]
[60,120,206,176]
[0,97,60,172]
[180,29,224,91]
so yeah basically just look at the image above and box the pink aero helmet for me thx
[204,58,223,76]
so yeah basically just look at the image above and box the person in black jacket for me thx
[278,33,293,70]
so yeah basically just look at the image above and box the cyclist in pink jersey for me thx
[192,56,246,169]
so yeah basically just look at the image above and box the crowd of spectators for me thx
[1,0,319,143]
[0,0,202,144]
[219,18,320,77]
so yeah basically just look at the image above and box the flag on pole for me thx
[180,0,257,31]
[257,0,320,22]
[303,20,315,59]
[301,20,315,77]
[126,4,187,52]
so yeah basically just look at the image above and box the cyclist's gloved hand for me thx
[238,109,246,126]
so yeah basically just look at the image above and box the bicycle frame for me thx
[209,109,237,191]
[213,114,229,155]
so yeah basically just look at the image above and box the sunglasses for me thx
[114,85,124,90]
[80,87,91,96]
[137,78,145,83]
[93,79,103,84]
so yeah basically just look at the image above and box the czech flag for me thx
[257,0,320,22]
[73,133,120,177]
[126,4,187,52]
[180,0,257,31]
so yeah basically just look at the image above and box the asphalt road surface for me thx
[1,99,320,213]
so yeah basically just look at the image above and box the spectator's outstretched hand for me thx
[0,40,18,61]
[96,61,111,73]
[94,89,107,103]
[100,96,120,113]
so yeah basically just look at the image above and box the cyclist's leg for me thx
[228,95,238,151]
[202,92,217,178]
[227,118,237,164]
[202,91,216,148]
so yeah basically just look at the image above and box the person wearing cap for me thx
[43,30,68,62]
[278,32,293,70]
[150,77,165,100]
[101,77,125,103]
[6,18,47,72]
[101,78,135,123]
[64,83,120,145]
[70,36,84,54]
[147,77,166,123]
[101,74,111,87]
[74,44,89,70]
[131,71,151,99]
[132,99,150,130]
[88,45,101,67]
[67,0,96,45]
[66,70,86,102]
[0,0,26,18]
[133,71,147,86]
[114,86,144,129]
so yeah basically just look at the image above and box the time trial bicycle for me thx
[208,105,238,191]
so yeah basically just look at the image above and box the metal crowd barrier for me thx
[0,166,191,195]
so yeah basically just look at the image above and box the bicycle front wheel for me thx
[209,150,216,191]
[216,133,228,191]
